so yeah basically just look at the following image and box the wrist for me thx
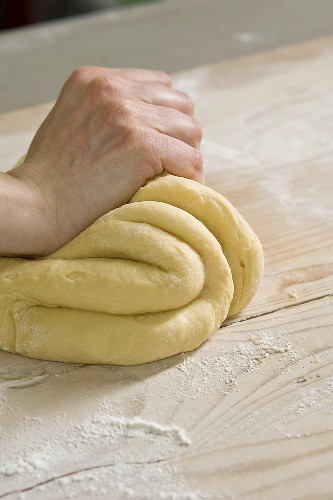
[0,169,54,257]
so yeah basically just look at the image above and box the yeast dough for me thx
[0,174,264,364]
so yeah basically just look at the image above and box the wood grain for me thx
[174,37,333,322]
[0,37,333,498]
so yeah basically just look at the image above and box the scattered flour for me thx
[249,331,298,360]
[0,328,327,499]
[16,463,206,500]
[173,330,298,399]
[176,351,236,398]
[73,414,191,446]
[258,168,333,220]
[293,377,333,416]
[0,408,191,478]
[0,454,48,478]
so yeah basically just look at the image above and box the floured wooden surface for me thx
[0,37,333,498]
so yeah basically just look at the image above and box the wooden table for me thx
[0,37,332,499]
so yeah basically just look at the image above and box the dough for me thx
[0,174,264,365]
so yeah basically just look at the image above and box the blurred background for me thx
[0,0,157,30]
[0,0,332,112]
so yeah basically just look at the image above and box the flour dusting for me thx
[74,414,191,446]
[172,330,298,400]
[0,406,191,476]
[20,463,205,500]
[0,322,330,498]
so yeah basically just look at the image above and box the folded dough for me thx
[0,174,263,365]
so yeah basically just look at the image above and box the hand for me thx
[5,66,203,256]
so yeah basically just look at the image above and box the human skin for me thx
[0,67,203,258]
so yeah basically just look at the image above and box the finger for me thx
[139,103,202,148]
[76,66,172,87]
[155,133,204,184]
[138,83,194,116]
[111,68,172,87]
[65,66,172,90]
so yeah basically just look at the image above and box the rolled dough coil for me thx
[0,174,264,365]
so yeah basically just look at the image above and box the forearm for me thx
[0,172,50,257]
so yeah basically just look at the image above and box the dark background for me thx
[0,0,155,30]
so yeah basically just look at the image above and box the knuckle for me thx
[68,66,94,85]
[181,92,195,114]
[119,122,137,144]
[133,129,161,176]
[136,128,154,152]
[118,121,137,145]
[119,99,135,119]
[192,148,203,172]
[113,100,138,130]
[87,76,121,99]
[155,70,172,86]
[191,116,203,142]
[85,78,107,104]
[87,74,124,103]
[107,109,136,144]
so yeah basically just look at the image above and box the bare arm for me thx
[0,172,50,257]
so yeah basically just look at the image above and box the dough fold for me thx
[0,174,263,364]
